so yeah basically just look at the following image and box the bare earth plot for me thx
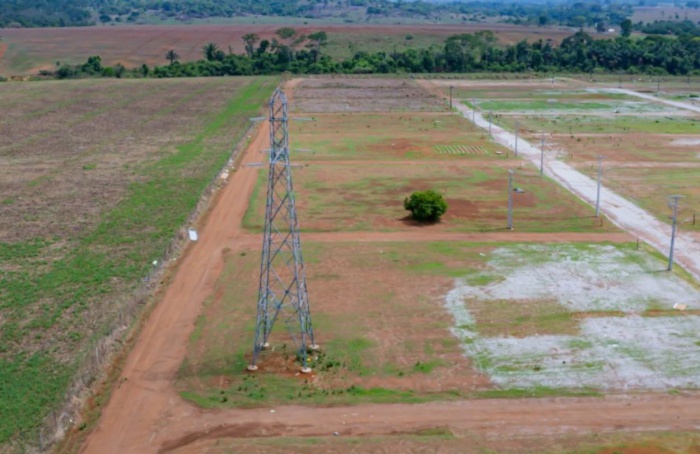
[0,76,277,448]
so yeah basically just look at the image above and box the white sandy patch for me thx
[476,244,699,312]
[444,244,700,390]
[671,138,700,146]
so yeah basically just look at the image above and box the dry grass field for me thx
[0,76,278,446]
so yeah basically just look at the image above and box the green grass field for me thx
[0,76,278,445]
[513,115,700,135]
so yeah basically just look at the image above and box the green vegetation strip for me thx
[0,77,277,444]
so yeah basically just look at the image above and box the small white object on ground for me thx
[188,229,198,241]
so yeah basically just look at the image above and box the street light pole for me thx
[540,132,545,175]
[449,85,453,109]
[667,195,683,271]
[507,170,514,230]
[595,155,604,217]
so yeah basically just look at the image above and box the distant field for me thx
[631,5,700,23]
[0,23,579,76]
[0,76,277,445]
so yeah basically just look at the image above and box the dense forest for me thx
[43,29,700,80]
[0,0,638,29]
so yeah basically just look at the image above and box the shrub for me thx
[403,190,448,222]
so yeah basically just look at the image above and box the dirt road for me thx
[161,392,700,453]
[80,80,698,454]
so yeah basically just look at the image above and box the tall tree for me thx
[165,49,180,65]
[306,31,328,63]
[202,42,220,61]
[620,19,633,38]
[243,33,260,58]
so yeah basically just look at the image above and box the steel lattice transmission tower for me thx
[248,89,318,373]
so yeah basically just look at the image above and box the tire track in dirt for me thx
[161,392,700,453]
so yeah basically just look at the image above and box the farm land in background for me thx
[0,23,584,76]
[0,76,278,446]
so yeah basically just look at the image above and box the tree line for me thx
[40,28,700,81]
[0,0,639,28]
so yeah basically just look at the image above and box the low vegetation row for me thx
[38,28,700,81]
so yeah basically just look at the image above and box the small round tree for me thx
[403,189,448,222]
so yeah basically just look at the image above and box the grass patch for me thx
[244,161,618,234]
[475,386,602,399]
[517,114,699,135]
[469,299,579,338]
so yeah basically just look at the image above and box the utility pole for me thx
[507,170,515,230]
[667,195,683,271]
[471,98,476,129]
[540,132,545,175]
[595,155,604,217]
[449,85,453,109]
[514,120,519,157]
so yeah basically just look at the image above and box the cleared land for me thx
[0,23,580,76]
[72,77,700,454]
[0,76,277,446]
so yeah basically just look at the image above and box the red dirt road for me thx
[79,80,700,454]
